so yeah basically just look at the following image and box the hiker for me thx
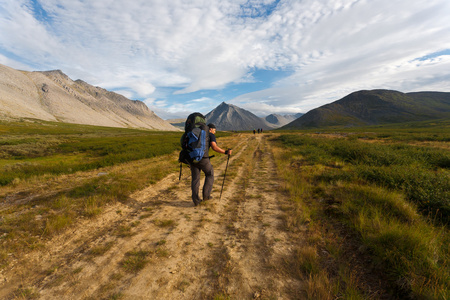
[189,123,232,206]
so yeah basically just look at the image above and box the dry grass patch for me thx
[120,249,151,273]
[177,280,191,292]
[115,225,135,238]
[153,219,176,228]
[207,244,233,295]
[305,273,334,300]
[155,247,170,258]
[12,286,39,299]
[43,212,75,235]
[89,241,115,256]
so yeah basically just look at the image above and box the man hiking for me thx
[190,123,232,206]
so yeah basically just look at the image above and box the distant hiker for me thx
[257,128,260,134]
[253,129,256,134]
[179,114,232,206]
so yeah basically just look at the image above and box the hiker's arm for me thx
[211,142,232,155]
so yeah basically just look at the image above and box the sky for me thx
[1,0,450,120]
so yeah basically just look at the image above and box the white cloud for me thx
[142,98,157,107]
[0,53,31,71]
[129,82,156,98]
[191,97,212,103]
[0,0,62,66]
[228,0,450,114]
[1,0,449,119]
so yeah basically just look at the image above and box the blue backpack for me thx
[179,113,210,164]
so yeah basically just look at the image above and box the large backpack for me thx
[178,113,210,164]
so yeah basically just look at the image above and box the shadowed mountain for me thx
[205,102,273,131]
[0,63,178,130]
[282,89,450,129]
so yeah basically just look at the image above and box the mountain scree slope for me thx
[0,63,177,130]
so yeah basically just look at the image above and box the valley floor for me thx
[0,134,309,299]
[2,127,449,299]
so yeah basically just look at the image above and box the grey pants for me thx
[190,158,214,204]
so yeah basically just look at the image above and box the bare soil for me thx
[0,134,307,299]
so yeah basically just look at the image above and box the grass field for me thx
[0,118,448,298]
[0,119,183,186]
[273,120,449,299]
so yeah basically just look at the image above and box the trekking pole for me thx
[219,150,231,200]
[179,163,182,181]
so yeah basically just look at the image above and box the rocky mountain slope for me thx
[205,102,274,131]
[283,89,450,129]
[166,118,185,130]
[265,113,303,127]
[0,64,178,130]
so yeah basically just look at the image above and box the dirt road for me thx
[1,134,307,299]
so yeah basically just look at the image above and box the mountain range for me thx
[204,90,450,131]
[168,110,302,131]
[282,89,450,129]
[202,103,303,131]
[0,63,177,131]
[2,64,449,131]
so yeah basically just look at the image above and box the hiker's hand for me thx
[225,149,232,155]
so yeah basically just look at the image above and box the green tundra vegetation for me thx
[273,119,449,299]
[0,118,448,299]
[0,119,183,186]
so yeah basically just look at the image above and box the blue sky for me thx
[1,0,450,119]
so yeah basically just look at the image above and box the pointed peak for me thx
[218,101,238,109]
